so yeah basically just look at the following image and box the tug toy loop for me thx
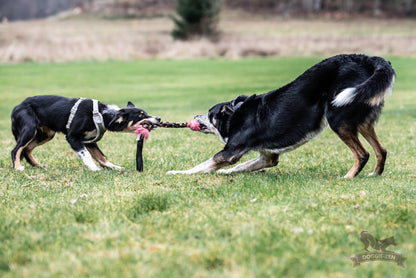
[134,120,199,172]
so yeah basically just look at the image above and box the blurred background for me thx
[1,0,416,62]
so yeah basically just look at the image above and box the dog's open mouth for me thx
[187,119,208,132]
[134,118,161,141]
[137,118,160,131]
[199,123,208,131]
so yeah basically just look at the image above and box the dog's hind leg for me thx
[217,152,279,174]
[11,129,37,171]
[358,124,387,176]
[23,127,56,167]
[11,107,39,170]
[335,127,369,178]
[84,143,123,170]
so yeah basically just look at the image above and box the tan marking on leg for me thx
[25,141,42,166]
[85,145,123,170]
[13,128,38,170]
[337,128,369,178]
[85,146,108,164]
[359,125,387,176]
[14,146,25,170]
[24,128,55,167]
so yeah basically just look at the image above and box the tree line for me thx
[227,0,415,16]
[1,0,415,21]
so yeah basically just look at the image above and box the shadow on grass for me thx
[125,192,170,220]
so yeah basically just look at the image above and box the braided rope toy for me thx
[134,120,200,172]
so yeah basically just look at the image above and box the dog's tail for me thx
[331,56,396,107]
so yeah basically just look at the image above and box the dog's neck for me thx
[102,105,120,129]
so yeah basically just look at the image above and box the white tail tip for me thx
[332,87,356,107]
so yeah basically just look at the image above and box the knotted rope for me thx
[157,121,188,128]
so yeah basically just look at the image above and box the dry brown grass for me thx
[1,12,416,63]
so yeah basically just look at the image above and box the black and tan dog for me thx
[11,95,160,171]
[168,54,395,178]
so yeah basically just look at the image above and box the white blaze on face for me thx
[195,113,228,143]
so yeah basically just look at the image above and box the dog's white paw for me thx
[15,166,25,171]
[88,165,102,171]
[167,170,186,175]
[102,162,123,170]
[216,169,231,174]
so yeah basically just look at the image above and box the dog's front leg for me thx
[217,152,279,174]
[75,148,101,171]
[84,143,123,170]
[167,149,245,175]
[167,157,220,175]
[67,136,101,171]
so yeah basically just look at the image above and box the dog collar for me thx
[66,98,107,143]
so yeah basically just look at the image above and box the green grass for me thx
[0,58,415,277]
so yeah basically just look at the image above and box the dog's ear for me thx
[231,95,248,106]
[220,104,234,116]
[127,101,135,108]
[230,95,248,111]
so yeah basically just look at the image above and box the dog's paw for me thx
[88,166,102,171]
[14,166,25,171]
[102,162,123,170]
[216,169,231,174]
[167,170,184,175]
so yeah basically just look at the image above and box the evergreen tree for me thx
[171,0,221,41]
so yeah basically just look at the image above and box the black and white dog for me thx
[168,54,395,178]
[11,95,160,171]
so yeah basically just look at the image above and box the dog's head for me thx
[108,101,161,132]
[192,95,248,142]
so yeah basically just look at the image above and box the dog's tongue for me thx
[187,120,201,131]
[135,126,150,141]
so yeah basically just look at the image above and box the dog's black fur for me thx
[11,95,160,171]
[168,54,395,178]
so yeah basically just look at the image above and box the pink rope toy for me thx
[134,120,202,140]
[134,125,150,141]
[187,120,201,131]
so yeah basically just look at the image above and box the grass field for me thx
[0,57,415,277]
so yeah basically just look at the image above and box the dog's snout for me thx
[148,116,161,125]
[152,117,162,123]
